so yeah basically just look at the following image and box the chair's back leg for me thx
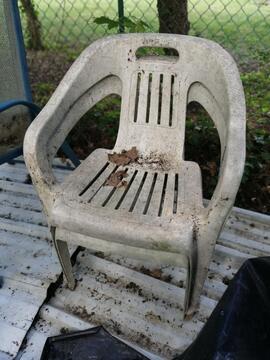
[51,227,76,290]
[185,257,208,318]
[184,229,217,317]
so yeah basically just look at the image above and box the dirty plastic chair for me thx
[24,34,246,317]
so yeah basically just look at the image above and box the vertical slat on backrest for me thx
[175,80,187,148]
[170,75,177,127]
[136,71,149,124]
[148,72,160,126]
[127,63,185,139]
[129,72,139,124]
[130,70,182,128]
[160,74,171,127]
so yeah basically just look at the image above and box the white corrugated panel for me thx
[0,159,72,359]
[0,159,269,359]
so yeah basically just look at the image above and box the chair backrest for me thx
[0,0,31,154]
[31,34,244,177]
[108,34,241,166]
[116,51,185,166]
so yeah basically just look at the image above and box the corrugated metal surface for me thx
[0,159,269,359]
[0,159,73,360]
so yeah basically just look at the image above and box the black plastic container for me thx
[41,325,150,360]
[175,257,270,360]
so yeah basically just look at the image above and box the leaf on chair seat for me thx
[108,147,139,166]
[105,170,128,188]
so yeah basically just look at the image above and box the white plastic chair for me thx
[24,34,246,317]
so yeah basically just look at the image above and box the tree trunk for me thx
[20,0,44,50]
[157,0,190,35]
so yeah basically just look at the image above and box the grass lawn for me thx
[28,0,270,60]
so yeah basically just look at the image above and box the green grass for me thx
[25,0,270,59]
[187,0,270,59]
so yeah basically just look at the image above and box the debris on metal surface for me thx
[0,159,269,359]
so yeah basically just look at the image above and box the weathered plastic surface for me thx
[0,158,269,359]
[24,34,246,317]
[177,257,270,360]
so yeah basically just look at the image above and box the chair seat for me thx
[51,149,204,254]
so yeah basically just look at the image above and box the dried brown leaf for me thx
[105,170,128,188]
[108,147,138,166]
[126,146,139,161]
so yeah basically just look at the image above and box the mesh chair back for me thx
[0,0,31,155]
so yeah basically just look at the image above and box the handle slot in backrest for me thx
[135,47,179,62]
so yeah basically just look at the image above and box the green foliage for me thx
[185,105,220,200]
[94,16,150,33]
[183,62,270,213]
[240,63,270,194]
[68,96,121,158]
[241,70,270,122]
[32,82,55,107]
[91,96,121,139]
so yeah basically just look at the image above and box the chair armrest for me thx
[24,73,121,215]
[205,93,246,227]
[187,58,246,228]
